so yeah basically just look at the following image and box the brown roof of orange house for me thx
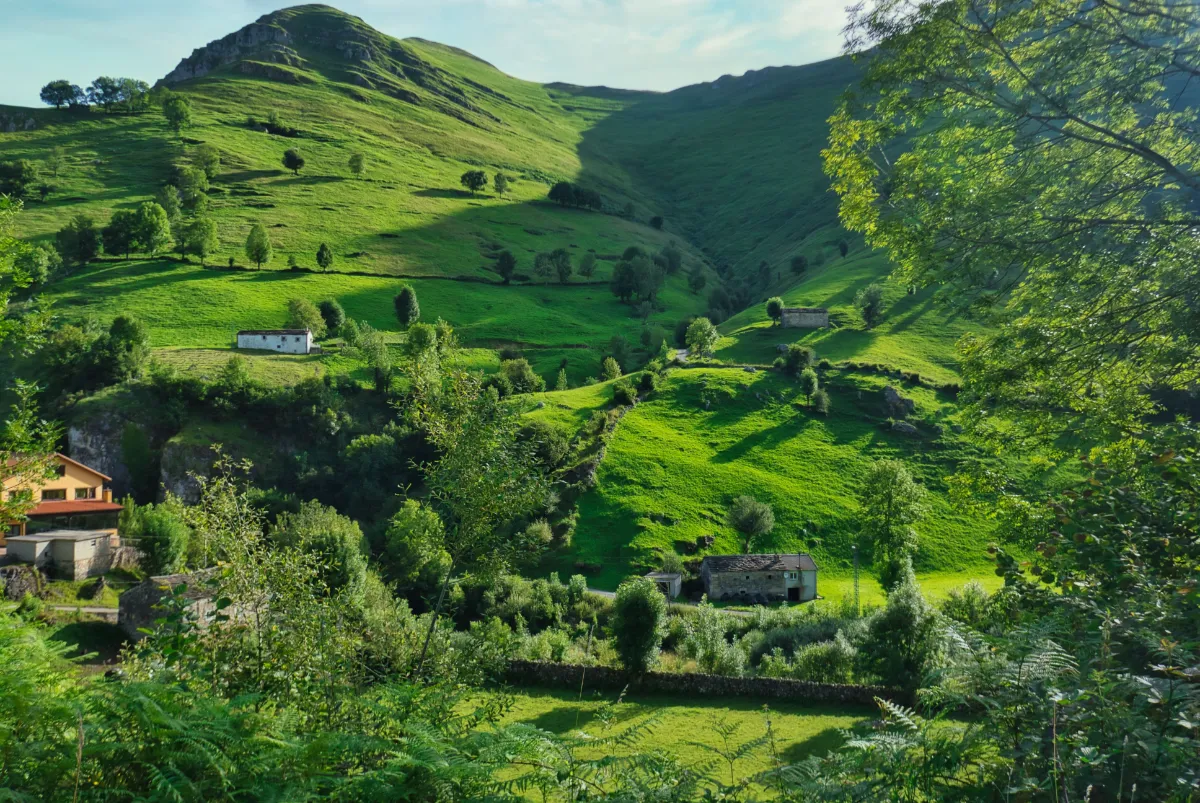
[27,500,123,517]
[700,554,819,573]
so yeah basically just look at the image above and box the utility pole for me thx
[852,545,860,616]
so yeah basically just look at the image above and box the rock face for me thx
[892,421,919,435]
[68,413,141,499]
[160,23,296,84]
[157,438,219,504]
[0,112,37,132]
[884,385,917,418]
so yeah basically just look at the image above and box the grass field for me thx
[493,686,871,785]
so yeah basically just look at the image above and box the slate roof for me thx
[781,307,828,314]
[237,329,311,336]
[701,553,818,572]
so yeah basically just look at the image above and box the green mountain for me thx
[0,4,1007,587]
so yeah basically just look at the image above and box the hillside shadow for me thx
[272,174,343,187]
[220,169,285,183]
[412,187,477,199]
[712,413,822,463]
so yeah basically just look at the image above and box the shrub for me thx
[523,519,554,547]
[773,357,786,370]
[272,500,368,604]
[812,388,831,415]
[137,505,190,576]
[683,600,746,676]
[611,578,667,672]
[785,344,815,377]
[855,283,886,327]
[601,356,622,381]
[637,372,657,394]
[612,382,637,406]
[500,358,546,394]
[318,300,345,332]
[519,419,569,468]
[394,286,420,328]
[857,577,942,689]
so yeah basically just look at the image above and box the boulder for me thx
[892,421,919,435]
[884,385,916,418]
[776,344,790,354]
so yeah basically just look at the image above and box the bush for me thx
[773,357,786,370]
[611,578,667,672]
[683,600,746,676]
[318,300,345,332]
[812,388,831,415]
[785,344,815,377]
[16,592,44,622]
[519,419,570,468]
[137,505,190,576]
[500,358,546,394]
[857,577,942,689]
[612,382,637,406]
[272,500,368,605]
[637,372,657,394]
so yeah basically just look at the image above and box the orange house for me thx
[3,453,123,544]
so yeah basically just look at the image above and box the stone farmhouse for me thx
[700,553,818,603]
[236,328,314,354]
[781,307,829,328]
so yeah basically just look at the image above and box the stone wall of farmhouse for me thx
[504,660,912,707]
[704,569,786,601]
[781,309,829,328]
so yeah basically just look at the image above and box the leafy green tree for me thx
[155,184,182,223]
[611,578,667,672]
[837,238,849,257]
[785,344,814,378]
[282,148,305,175]
[0,160,38,199]
[519,419,570,469]
[550,247,572,284]
[601,356,621,382]
[812,387,831,416]
[316,242,334,273]
[799,367,819,407]
[791,254,808,274]
[100,314,151,381]
[176,167,209,211]
[244,223,272,268]
[532,252,553,282]
[39,80,78,108]
[501,358,546,394]
[825,0,1200,432]
[287,298,326,338]
[102,210,138,258]
[348,152,365,178]
[548,181,575,206]
[766,296,784,325]
[859,459,926,590]
[394,285,420,328]
[493,172,510,197]
[134,504,190,575]
[578,252,596,278]
[381,498,448,591]
[495,250,516,284]
[404,321,438,360]
[726,495,775,554]
[659,244,682,275]
[858,575,940,690]
[192,144,221,180]
[44,147,65,179]
[162,95,191,135]
[55,212,100,265]
[14,245,58,287]
[684,317,718,357]
[87,76,123,111]
[555,368,568,391]
[687,268,706,294]
[609,259,637,302]
[460,170,488,195]
[271,500,368,603]
[133,201,171,255]
[854,283,885,328]
[317,300,344,332]
[181,217,218,265]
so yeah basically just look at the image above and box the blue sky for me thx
[0,0,848,106]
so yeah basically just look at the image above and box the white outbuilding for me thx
[236,329,314,355]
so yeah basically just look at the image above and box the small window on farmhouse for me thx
[262,335,267,340]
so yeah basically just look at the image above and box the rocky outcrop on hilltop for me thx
[160,23,300,85]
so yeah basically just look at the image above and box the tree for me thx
[649,216,664,230]
[825,1,1200,433]
[555,368,568,391]
[493,172,510,197]
[102,210,138,259]
[14,246,58,287]
[799,368,819,407]
[404,322,438,361]
[348,152,365,178]
[495,250,516,284]
[812,387,831,415]
[318,300,345,332]
[688,268,706,294]
[162,95,191,136]
[155,185,181,222]
[785,344,814,377]
[460,170,488,195]
[87,76,122,111]
[244,223,272,268]
[132,201,171,255]
[271,500,368,602]
[791,254,808,275]
[282,149,305,176]
[532,252,553,283]
[837,238,849,258]
[394,286,420,328]
[501,358,546,394]
[176,167,209,211]
[135,504,190,575]
[100,314,150,381]
[578,252,596,278]
[55,213,100,266]
[611,578,666,672]
[45,148,65,179]
[550,247,572,284]
[854,283,885,328]
[858,459,926,590]
[659,244,682,275]
[548,181,575,206]
[180,217,218,265]
[287,298,327,338]
[766,296,784,326]
[726,495,775,553]
[192,144,221,180]
[0,160,38,199]
[316,243,334,273]
[39,80,78,108]
[610,260,637,302]
[409,367,550,675]
[601,356,621,382]
[684,317,718,357]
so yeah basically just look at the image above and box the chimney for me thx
[102,488,112,503]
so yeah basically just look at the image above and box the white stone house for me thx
[236,329,314,355]
[700,553,819,603]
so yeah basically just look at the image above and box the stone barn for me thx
[700,553,818,603]
[236,329,314,354]
[781,308,829,329]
